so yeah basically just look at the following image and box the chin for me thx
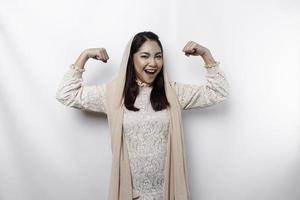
[145,78,156,83]
[138,72,158,84]
[140,76,151,82]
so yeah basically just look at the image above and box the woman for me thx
[56,31,229,200]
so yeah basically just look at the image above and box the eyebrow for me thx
[139,52,162,55]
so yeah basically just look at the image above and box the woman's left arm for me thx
[170,41,230,110]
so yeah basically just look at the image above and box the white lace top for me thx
[56,65,229,200]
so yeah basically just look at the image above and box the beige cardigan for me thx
[105,36,190,200]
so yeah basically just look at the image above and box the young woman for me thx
[56,31,229,200]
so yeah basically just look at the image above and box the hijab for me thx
[105,34,191,200]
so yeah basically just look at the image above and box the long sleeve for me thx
[170,68,229,110]
[55,65,107,114]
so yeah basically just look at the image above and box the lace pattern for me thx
[123,86,170,199]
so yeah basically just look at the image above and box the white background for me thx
[0,0,299,200]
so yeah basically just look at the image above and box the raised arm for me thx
[170,67,229,110]
[55,48,110,114]
[170,40,230,110]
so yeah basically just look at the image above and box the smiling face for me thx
[133,40,163,85]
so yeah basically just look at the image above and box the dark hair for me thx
[123,31,170,112]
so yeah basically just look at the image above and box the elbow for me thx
[222,94,228,103]
[217,95,228,104]
[220,88,229,102]
[223,89,229,99]
[55,90,71,106]
[55,91,66,105]
[55,89,80,108]
[220,82,230,100]
[224,84,230,99]
[215,87,229,104]
[220,87,230,103]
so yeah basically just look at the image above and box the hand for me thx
[182,41,210,57]
[84,48,109,63]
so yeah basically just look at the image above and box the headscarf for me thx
[105,34,191,200]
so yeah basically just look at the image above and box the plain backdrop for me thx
[0,0,299,200]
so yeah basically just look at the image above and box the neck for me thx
[136,78,152,87]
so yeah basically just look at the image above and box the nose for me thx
[148,57,156,67]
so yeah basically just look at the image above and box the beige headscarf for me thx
[105,34,191,200]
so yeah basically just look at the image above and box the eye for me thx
[141,55,148,58]
[156,55,162,58]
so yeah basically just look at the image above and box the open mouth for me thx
[144,69,157,75]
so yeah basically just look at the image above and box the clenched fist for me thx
[84,48,109,63]
[182,41,210,57]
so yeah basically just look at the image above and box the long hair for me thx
[123,31,170,112]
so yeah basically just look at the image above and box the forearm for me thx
[74,50,89,69]
[201,51,220,74]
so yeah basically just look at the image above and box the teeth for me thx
[145,69,156,73]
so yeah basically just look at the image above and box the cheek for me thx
[134,64,144,74]
[158,60,163,68]
[133,58,145,71]
[158,62,163,70]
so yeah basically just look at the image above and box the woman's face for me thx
[133,40,163,85]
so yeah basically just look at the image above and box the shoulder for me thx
[168,80,177,88]
[168,80,186,91]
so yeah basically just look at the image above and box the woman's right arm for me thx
[55,48,109,114]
